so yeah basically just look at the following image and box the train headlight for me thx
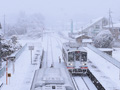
[69,63,72,66]
[83,63,86,66]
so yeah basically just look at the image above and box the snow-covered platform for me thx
[84,46,120,90]
[0,40,43,90]
[88,60,120,90]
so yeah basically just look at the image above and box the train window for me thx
[68,52,74,62]
[81,52,87,61]
[75,51,80,61]
[52,86,56,89]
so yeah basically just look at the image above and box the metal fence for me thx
[0,66,5,78]
[14,44,27,61]
[0,44,27,78]
[87,44,120,69]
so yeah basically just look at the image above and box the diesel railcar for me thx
[62,42,88,74]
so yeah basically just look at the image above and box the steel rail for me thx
[81,76,90,90]
[71,77,80,90]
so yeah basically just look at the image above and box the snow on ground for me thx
[84,47,120,89]
[88,60,120,90]
[42,32,67,68]
[0,39,43,90]
[1,30,120,90]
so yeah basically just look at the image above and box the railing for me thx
[0,44,27,78]
[87,44,120,69]
[0,66,5,78]
[9,44,27,61]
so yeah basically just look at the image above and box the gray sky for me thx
[0,0,120,27]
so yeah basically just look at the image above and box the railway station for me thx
[0,0,120,90]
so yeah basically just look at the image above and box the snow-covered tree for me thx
[5,12,45,37]
[0,36,21,61]
[93,30,113,48]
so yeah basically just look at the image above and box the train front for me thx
[67,50,88,74]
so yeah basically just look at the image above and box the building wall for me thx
[84,18,108,37]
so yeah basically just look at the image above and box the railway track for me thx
[70,69,105,90]
[72,77,80,90]
[72,76,96,90]
[38,33,105,90]
[50,33,105,90]
[81,76,90,90]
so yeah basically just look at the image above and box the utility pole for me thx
[0,35,2,69]
[4,15,5,36]
[0,21,2,69]
[71,19,73,33]
[42,27,44,41]
[108,9,113,30]
[108,9,114,37]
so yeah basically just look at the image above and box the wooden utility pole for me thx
[6,59,8,85]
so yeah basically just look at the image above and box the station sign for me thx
[29,46,34,50]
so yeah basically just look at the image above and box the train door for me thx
[74,51,81,68]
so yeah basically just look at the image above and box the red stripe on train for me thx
[81,67,88,69]
[67,67,74,69]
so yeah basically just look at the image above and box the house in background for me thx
[104,23,120,41]
[76,34,90,42]
[81,17,108,38]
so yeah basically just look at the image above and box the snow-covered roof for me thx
[113,23,120,27]
[82,39,93,43]
[104,23,120,28]
[98,48,113,51]
[82,17,105,31]
[74,34,85,38]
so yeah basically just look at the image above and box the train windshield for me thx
[81,52,87,61]
[75,51,80,61]
[68,52,74,62]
